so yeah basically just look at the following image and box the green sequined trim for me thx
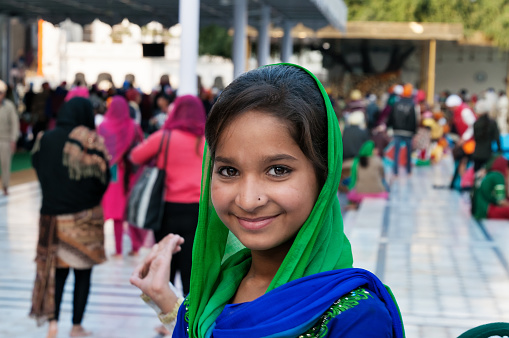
[298,288,373,338]
[183,296,190,332]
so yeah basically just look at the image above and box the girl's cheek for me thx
[211,182,229,206]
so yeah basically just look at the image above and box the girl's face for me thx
[211,111,320,252]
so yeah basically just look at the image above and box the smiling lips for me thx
[236,215,279,230]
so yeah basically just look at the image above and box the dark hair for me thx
[359,156,369,168]
[205,65,328,186]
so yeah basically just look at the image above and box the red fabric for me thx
[130,129,204,203]
[113,219,124,255]
[385,143,408,166]
[416,90,426,103]
[129,226,147,252]
[453,103,472,139]
[126,89,140,102]
[487,204,509,219]
[490,156,508,176]
[460,167,474,188]
[162,95,206,136]
[112,220,148,254]
[98,96,138,164]
[64,87,89,102]
[102,161,127,220]
[347,190,389,204]
[99,96,143,221]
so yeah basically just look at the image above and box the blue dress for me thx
[172,268,403,338]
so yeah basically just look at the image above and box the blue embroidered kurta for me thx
[172,268,403,338]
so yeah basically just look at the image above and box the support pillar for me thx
[0,15,10,81]
[257,5,270,67]
[281,20,293,63]
[506,53,509,97]
[233,0,247,79]
[178,0,200,96]
[426,39,436,106]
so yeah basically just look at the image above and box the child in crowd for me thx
[347,140,389,205]
[130,64,404,337]
[472,156,509,220]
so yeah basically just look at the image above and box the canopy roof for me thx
[1,0,347,31]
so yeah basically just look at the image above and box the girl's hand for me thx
[130,234,184,313]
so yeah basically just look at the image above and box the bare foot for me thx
[46,320,58,338]
[155,324,171,336]
[70,325,92,337]
[344,203,359,211]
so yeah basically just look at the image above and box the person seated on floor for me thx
[347,140,389,206]
[343,111,370,165]
[472,156,509,220]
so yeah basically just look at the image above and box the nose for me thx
[235,176,267,212]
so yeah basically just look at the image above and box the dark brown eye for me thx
[219,167,238,177]
[268,166,291,176]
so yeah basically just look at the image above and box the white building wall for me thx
[398,41,509,96]
[39,36,235,93]
[434,44,508,94]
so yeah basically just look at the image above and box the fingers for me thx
[158,233,185,254]
[139,243,161,278]
[129,234,185,293]
[129,274,142,289]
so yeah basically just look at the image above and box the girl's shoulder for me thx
[299,287,393,338]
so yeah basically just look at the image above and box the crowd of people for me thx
[334,81,509,221]
[1,64,508,337]
[17,75,211,337]
[0,73,223,195]
[11,65,408,337]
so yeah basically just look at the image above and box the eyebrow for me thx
[214,154,298,165]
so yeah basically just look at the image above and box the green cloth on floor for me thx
[0,152,32,173]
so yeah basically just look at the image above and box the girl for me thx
[131,64,404,337]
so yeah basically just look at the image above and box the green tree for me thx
[199,25,233,58]
[345,0,509,48]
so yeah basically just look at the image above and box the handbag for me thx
[126,131,171,231]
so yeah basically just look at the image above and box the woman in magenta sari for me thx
[98,96,147,256]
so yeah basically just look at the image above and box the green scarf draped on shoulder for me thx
[187,63,354,338]
[348,140,375,191]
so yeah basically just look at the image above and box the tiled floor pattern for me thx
[0,182,161,338]
[346,160,509,337]
[1,157,508,337]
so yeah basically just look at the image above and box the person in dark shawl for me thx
[30,97,110,338]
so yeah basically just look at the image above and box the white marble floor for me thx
[0,182,162,338]
[346,158,509,337]
[1,157,508,337]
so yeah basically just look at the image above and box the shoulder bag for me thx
[126,131,171,231]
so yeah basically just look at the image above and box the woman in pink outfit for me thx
[98,96,146,256]
[130,95,205,295]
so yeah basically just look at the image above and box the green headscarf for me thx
[187,63,353,337]
[348,140,375,190]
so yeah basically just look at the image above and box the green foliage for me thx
[345,0,509,48]
[199,25,232,58]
